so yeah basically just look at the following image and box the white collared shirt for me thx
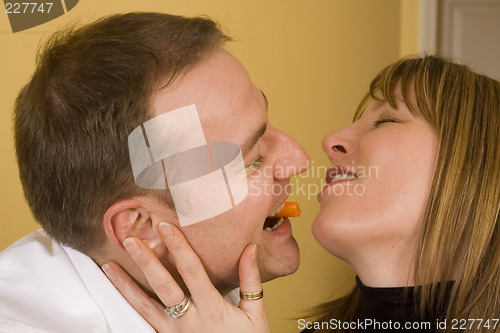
[0,229,240,332]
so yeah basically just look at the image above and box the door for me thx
[420,0,500,80]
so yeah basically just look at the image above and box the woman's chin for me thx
[311,211,363,263]
[311,213,342,253]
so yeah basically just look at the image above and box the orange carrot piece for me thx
[271,201,301,218]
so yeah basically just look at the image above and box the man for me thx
[0,12,309,332]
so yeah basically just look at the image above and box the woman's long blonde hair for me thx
[310,55,500,333]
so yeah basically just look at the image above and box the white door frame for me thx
[419,0,439,54]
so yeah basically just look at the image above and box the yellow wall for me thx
[0,1,419,331]
[400,0,421,57]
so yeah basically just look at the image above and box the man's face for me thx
[147,49,309,293]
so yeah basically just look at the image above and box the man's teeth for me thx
[264,217,284,231]
[270,202,285,216]
[331,174,356,182]
[264,202,288,231]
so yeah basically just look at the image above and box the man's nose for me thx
[321,124,358,162]
[272,129,310,180]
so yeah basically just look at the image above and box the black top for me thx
[301,277,451,333]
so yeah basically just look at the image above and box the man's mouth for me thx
[263,217,285,231]
[263,201,299,231]
[263,201,285,231]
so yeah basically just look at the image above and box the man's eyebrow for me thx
[242,123,267,156]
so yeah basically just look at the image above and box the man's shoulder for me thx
[0,230,155,332]
[0,229,66,278]
[0,229,69,281]
[0,230,93,330]
[0,320,51,333]
[0,229,58,258]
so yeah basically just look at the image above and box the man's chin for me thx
[212,244,299,294]
[259,243,300,282]
[261,261,300,283]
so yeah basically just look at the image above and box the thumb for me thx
[238,244,265,313]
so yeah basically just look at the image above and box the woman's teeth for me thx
[330,174,356,182]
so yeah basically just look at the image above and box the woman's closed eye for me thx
[372,117,400,128]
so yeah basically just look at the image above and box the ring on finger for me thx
[164,296,190,318]
[240,290,263,301]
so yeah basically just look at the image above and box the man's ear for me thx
[103,198,163,253]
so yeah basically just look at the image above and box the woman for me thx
[303,55,500,332]
[103,55,500,332]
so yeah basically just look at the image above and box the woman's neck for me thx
[349,243,416,288]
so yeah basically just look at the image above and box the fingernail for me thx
[102,264,118,281]
[123,237,140,255]
[159,222,175,239]
[251,244,257,262]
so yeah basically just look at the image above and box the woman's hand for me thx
[102,222,270,333]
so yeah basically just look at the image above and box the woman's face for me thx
[312,90,439,279]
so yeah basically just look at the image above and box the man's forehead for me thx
[150,65,256,118]
[204,96,267,154]
[148,49,268,150]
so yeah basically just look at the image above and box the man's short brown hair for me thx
[13,12,230,254]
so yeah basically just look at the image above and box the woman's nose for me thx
[321,124,358,161]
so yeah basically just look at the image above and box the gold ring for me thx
[240,290,264,301]
[164,296,190,318]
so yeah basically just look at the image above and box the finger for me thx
[238,244,266,313]
[102,261,169,331]
[122,236,185,308]
[157,222,219,301]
